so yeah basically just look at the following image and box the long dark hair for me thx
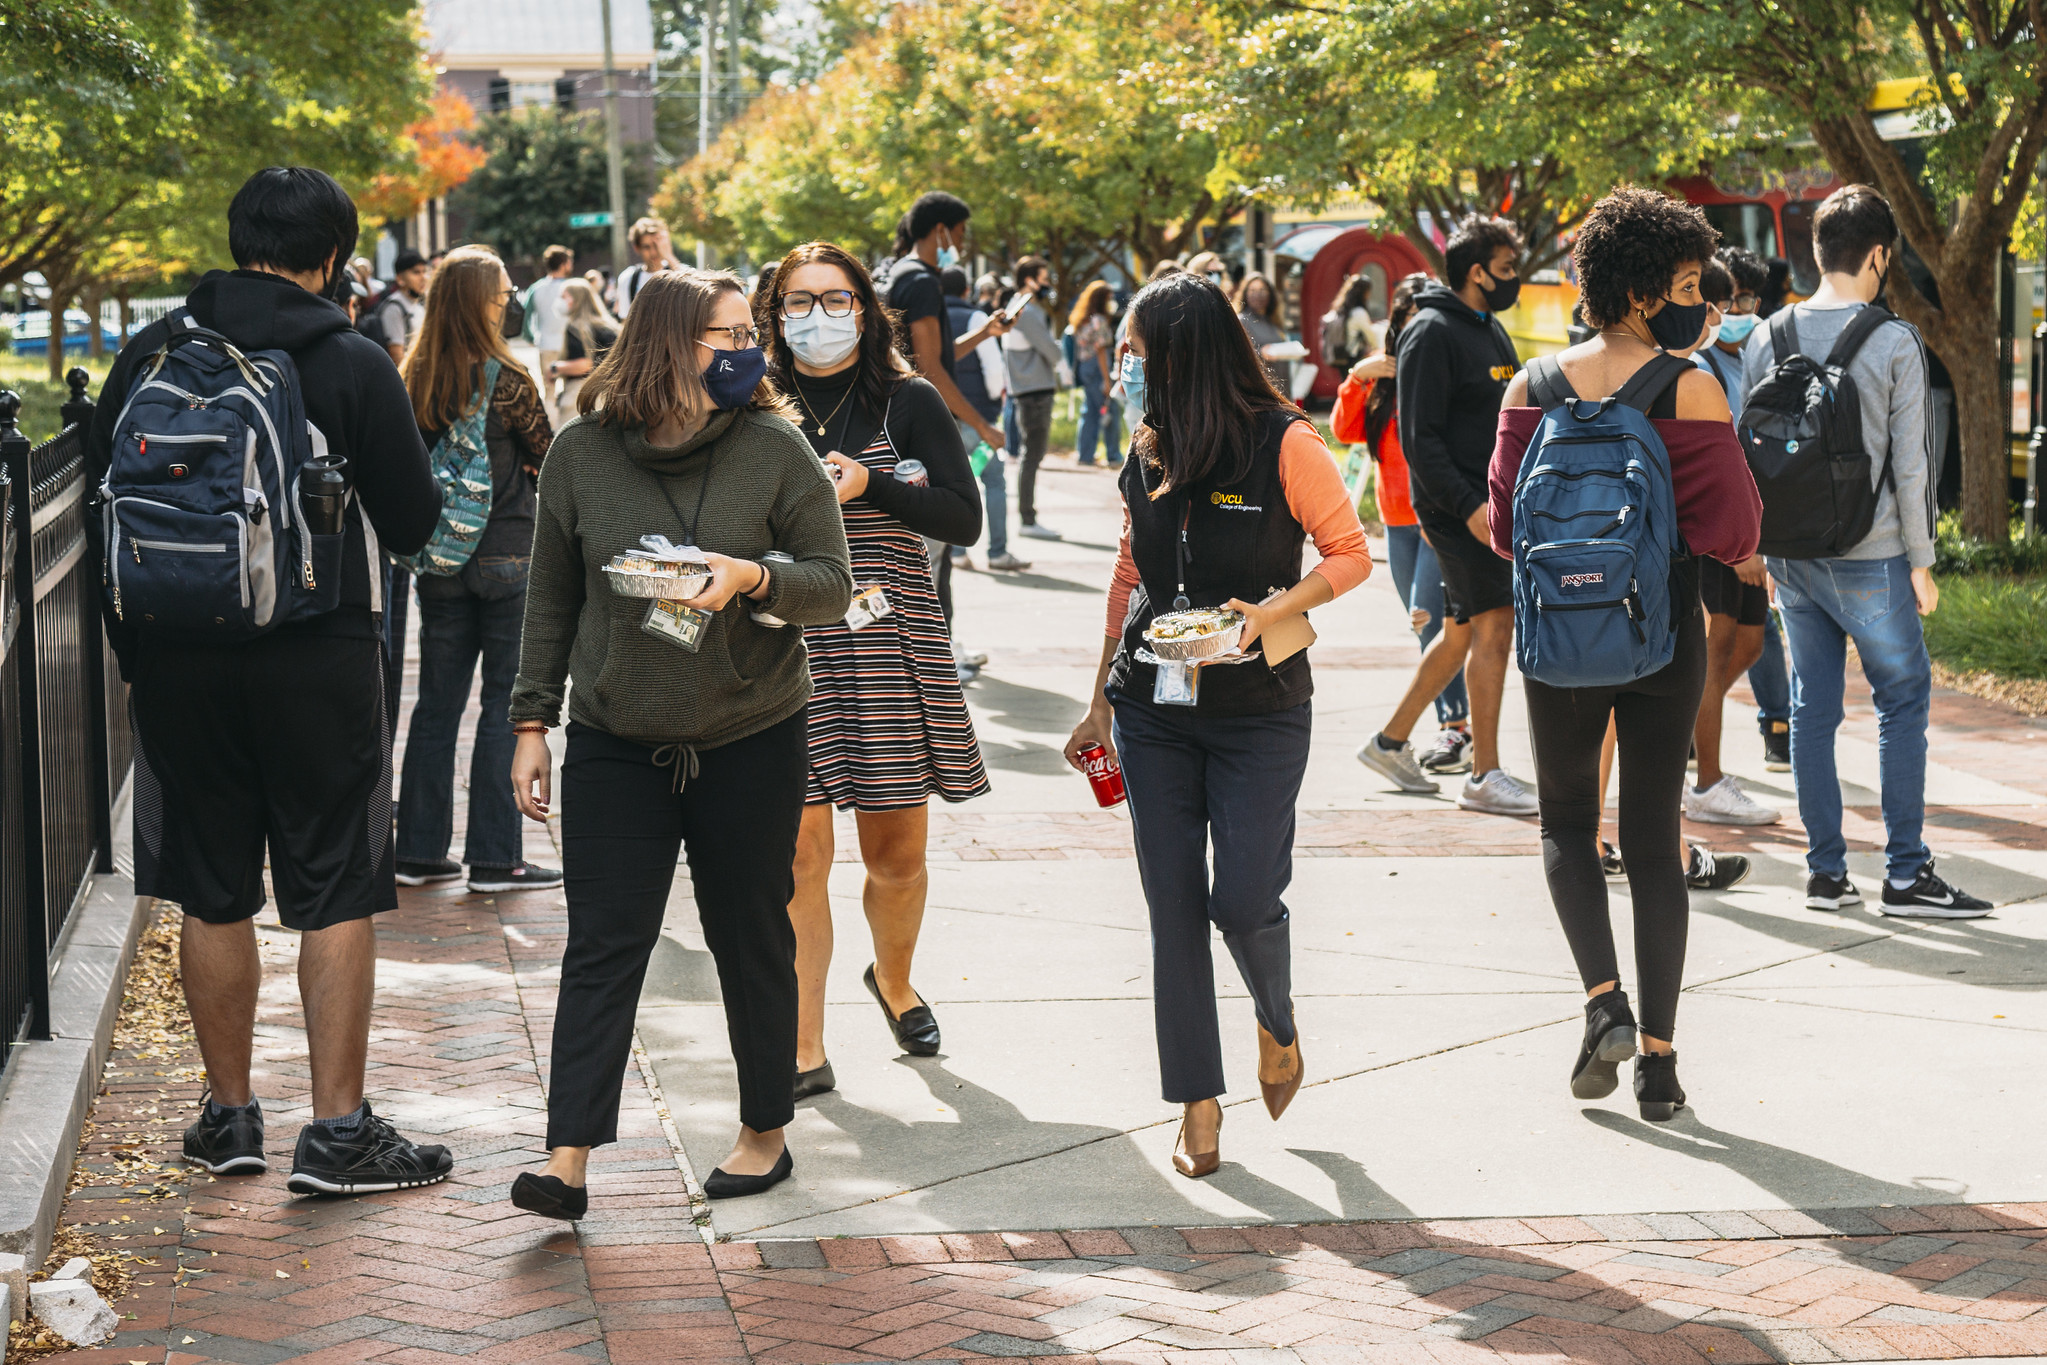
[762,240,917,420]
[1364,272,1429,455]
[1128,273,1294,495]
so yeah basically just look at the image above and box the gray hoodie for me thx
[1001,294,1063,396]
[1740,301,1936,568]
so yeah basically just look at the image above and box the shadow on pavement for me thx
[1582,1108,1958,1207]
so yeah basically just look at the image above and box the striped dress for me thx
[803,426,990,811]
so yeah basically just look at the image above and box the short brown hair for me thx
[1014,255,1050,288]
[542,244,572,271]
[1812,184,1897,275]
[629,216,667,247]
[400,245,519,431]
[578,268,794,428]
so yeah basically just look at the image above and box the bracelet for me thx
[512,723,550,735]
[751,561,770,596]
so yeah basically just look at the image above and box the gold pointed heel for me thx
[1257,1014,1303,1120]
[1171,1103,1222,1179]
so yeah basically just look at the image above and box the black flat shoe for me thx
[1571,988,1637,1100]
[864,964,940,1056]
[794,1060,836,1100]
[1635,1051,1686,1122]
[704,1146,793,1199]
[510,1171,586,1221]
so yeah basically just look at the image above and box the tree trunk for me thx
[117,293,132,342]
[1940,302,2011,543]
[85,286,105,359]
[45,288,69,382]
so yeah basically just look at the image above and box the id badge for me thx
[1153,659,1199,706]
[643,598,712,652]
[844,585,893,632]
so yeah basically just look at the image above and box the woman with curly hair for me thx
[1485,187,1760,1121]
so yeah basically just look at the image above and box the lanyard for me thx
[655,451,717,550]
[1135,449,1193,611]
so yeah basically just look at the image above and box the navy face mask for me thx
[1647,298,1711,352]
[699,343,767,410]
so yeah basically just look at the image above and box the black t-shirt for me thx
[564,323,617,366]
[885,257,955,380]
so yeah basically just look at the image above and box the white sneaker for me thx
[1020,522,1063,540]
[986,551,1032,571]
[1416,727,1473,774]
[1355,736,1437,794]
[1458,768,1539,816]
[955,645,989,668]
[1683,775,1780,826]
[949,548,972,569]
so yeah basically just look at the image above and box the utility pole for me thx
[600,0,628,271]
[697,0,717,267]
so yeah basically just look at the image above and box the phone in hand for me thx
[1001,291,1033,321]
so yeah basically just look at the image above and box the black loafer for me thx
[794,1060,836,1101]
[510,1171,587,1221]
[704,1146,793,1199]
[864,964,940,1056]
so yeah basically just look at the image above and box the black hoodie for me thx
[1394,281,1521,524]
[88,270,439,670]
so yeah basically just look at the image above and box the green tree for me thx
[451,108,656,267]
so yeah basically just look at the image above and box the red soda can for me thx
[1077,742,1126,808]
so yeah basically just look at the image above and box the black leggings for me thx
[1523,610,1706,1041]
[547,712,807,1147]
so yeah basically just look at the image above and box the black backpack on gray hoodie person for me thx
[1735,304,1897,560]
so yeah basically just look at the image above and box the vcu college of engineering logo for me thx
[1210,491,1261,511]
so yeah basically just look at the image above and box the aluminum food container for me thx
[1143,610,1245,661]
[603,564,713,600]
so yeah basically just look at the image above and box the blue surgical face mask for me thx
[784,309,861,368]
[1716,311,1759,345]
[1120,351,1146,412]
[698,342,767,410]
[936,226,959,270]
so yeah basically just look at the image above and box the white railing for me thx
[100,297,183,334]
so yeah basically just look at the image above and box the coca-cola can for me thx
[750,551,797,628]
[893,458,929,487]
[1076,742,1126,809]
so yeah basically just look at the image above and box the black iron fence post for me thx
[0,391,51,1041]
[63,371,113,872]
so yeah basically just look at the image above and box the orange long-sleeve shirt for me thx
[1105,419,1372,637]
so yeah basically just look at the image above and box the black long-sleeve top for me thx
[787,369,981,546]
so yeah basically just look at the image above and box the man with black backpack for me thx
[87,167,453,1192]
[1738,184,1989,918]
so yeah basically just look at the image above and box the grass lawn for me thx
[1924,575,2047,679]
[0,354,115,445]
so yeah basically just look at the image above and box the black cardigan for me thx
[787,370,981,545]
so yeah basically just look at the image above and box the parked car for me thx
[9,309,124,356]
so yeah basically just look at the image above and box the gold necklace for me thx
[792,375,855,438]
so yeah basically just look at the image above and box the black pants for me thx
[1111,697,1309,1103]
[1012,391,1054,525]
[548,711,807,1148]
[1523,610,1707,1041]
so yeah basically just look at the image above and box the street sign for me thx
[568,212,614,229]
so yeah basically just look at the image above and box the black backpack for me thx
[1736,305,1898,559]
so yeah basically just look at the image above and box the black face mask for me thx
[323,256,354,305]
[500,293,526,339]
[1477,269,1520,313]
[1646,298,1711,351]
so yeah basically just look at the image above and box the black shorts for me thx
[131,631,394,931]
[1698,557,1769,626]
[1417,509,1514,623]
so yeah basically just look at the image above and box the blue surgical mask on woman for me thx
[784,310,861,368]
[698,342,767,410]
[1120,351,1146,412]
[1716,311,1759,345]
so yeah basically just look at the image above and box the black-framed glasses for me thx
[781,290,857,319]
[701,323,761,350]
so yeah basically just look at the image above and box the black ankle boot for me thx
[1635,1051,1686,1121]
[1570,988,1637,1100]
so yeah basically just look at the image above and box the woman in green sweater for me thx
[505,270,853,1217]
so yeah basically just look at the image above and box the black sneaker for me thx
[1880,861,1993,919]
[1686,845,1749,890]
[1805,871,1863,911]
[467,862,563,894]
[287,1103,453,1196]
[183,1091,266,1175]
[1599,841,1625,879]
[395,858,464,886]
[1571,988,1636,1100]
[1761,721,1791,772]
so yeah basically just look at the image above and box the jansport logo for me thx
[1560,572,1604,588]
[1209,492,1262,511]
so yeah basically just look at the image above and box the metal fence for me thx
[0,381,124,1071]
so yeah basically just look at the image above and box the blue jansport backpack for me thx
[1511,352,1691,688]
[394,358,499,577]
[102,311,349,639]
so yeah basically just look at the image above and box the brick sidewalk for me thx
[27,885,2047,1365]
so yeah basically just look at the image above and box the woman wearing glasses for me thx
[506,270,853,1217]
[762,241,987,1100]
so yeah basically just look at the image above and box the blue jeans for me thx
[396,558,528,870]
[1076,355,1123,466]
[1383,524,1469,726]
[1749,610,1790,725]
[957,417,1006,558]
[1770,554,1931,881]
